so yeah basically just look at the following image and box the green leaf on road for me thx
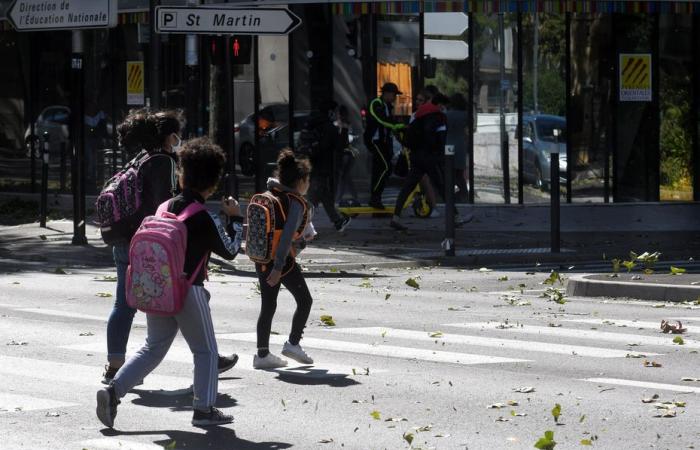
[96,292,113,298]
[320,315,336,327]
[370,410,381,420]
[579,414,586,423]
[534,430,557,449]
[164,440,177,450]
[405,278,420,289]
[359,278,372,288]
[385,293,391,301]
[403,432,414,445]
[498,275,509,281]
[551,403,562,423]
[580,439,593,446]
[543,271,562,285]
[429,331,443,338]
[670,266,686,275]
[673,336,685,345]
[622,260,637,272]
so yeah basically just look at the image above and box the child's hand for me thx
[222,196,240,217]
[266,269,282,287]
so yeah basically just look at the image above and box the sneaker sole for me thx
[281,349,314,365]
[336,220,351,233]
[96,390,114,428]
[192,417,234,427]
[218,355,239,374]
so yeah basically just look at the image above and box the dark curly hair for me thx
[117,108,184,152]
[177,137,226,193]
[275,148,311,188]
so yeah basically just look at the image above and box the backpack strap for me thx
[155,199,206,220]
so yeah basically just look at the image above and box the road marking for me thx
[444,322,698,348]
[583,378,700,394]
[61,342,378,378]
[0,392,78,414]
[78,438,163,450]
[15,308,146,325]
[0,354,203,392]
[562,318,700,333]
[216,333,530,366]
[327,327,657,358]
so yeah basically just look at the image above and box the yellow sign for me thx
[127,61,145,105]
[619,53,651,102]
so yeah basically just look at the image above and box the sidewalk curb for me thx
[566,274,700,302]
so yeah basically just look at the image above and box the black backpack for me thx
[401,118,424,152]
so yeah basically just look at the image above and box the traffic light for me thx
[209,35,252,66]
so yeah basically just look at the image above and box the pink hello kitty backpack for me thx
[126,200,207,316]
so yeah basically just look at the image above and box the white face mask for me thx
[171,135,182,152]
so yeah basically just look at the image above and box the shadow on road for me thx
[129,391,238,412]
[101,427,292,450]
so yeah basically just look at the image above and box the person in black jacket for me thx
[97,137,244,428]
[306,100,351,232]
[390,94,450,231]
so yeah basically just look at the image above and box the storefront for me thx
[0,0,698,206]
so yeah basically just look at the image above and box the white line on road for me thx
[583,378,700,394]
[562,318,700,333]
[327,327,658,358]
[61,342,379,378]
[0,392,78,414]
[444,322,700,348]
[78,438,164,450]
[14,308,146,326]
[216,333,530,366]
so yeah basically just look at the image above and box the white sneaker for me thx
[282,341,314,364]
[253,353,288,369]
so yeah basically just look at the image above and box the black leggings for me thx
[394,153,446,217]
[256,262,313,351]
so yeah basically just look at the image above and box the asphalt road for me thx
[1,266,699,450]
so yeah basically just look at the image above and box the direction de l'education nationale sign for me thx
[619,53,652,102]
[7,0,117,31]
[156,7,301,35]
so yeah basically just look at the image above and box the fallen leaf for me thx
[552,403,562,423]
[510,410,527,417]
[495,416,510,422]
[580,439,593,446]
[6,340,28,346]
[673,336,685,345]
[507,400,519,406]
[96,292,113,298]
[670,267,686,275]
[405,278,420,289]
[626,353,646,358]
[579,414,586,423]
[644,360,663,368]
[681,377,700,382]
[384,417,408,422]
[498,276,509,281]
[428,331,443,338]
[403,432,414,445]
[513,386,536,393]
[164,440,177,450]
[642,394,660,403]
[414,424,433,432]
[488,403,507,409]
[79,332,94,337]
[45,411,60,417]
[384,293,391,301]
[654,409,677,418]
[534,430,557,450]
[319,315,336,327]
[318,438,334,444]
[370,410,381,420]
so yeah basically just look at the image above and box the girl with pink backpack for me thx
[97,138,243,428]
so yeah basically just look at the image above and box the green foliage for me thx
[534,430,557,449]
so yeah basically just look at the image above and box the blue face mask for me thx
[171,135,182,152]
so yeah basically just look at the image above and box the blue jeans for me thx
[106,242,136,364]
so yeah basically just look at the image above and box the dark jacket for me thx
[411,103,447,159]
[306,113,340,177]
[167,189,244,286]
[363,96,404,147]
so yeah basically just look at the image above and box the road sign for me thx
[155,6,301,35]
[619,53,651,102]
[424,39,469,61]
[126,61,144,106]
[425,12,468,37]
[7,0,117,32]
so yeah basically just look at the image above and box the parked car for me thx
[24,105,71,158]
[521,114,568,191]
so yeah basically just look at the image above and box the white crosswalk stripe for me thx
[216,332,531,365]
[562,317,700,333]
[326,327,655,358]
[78,438,164,450]
[0,392,78,414]
[444,322,700,348]
[583,378,700,394]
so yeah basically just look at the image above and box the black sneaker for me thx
[390,220,408,232]
[101,364,118,385]
[96,386,119,428]
[192,407,234,427]
[334,216,352,232]
[218,353,239,374]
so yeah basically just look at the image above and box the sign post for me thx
[155,6,301,35]
[442,144,456,257]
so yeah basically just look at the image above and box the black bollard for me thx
[550,152,560,253]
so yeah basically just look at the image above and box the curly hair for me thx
[177,137,226,192]
[275,148,311,188]
[117,108,184,152]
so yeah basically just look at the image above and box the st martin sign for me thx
[8,0,117,31]
[156,7,301,35]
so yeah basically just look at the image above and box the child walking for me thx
[96,138,244,428]
[249,149,316,369]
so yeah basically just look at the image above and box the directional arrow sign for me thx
[156,7,301,35]
[8,0,117,31]
[424,39,469,61]
[424,12,469,37]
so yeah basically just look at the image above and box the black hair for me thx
[424,85,440,99]
[117,108,184,152]
[432,93,450,106]
[275,148,311,188]
[177,137,226,192]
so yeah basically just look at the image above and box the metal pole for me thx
[149,0,161,109]
[498,13,511,204]
[253,36,264,193]
[110,29,118,177]
[550,152,560,253]
[71,30,87,245]
[185,0,199,138]
[565,12,572,203]
[40,131,49,228]
[29,34,37,193]
[60,141,66,192]
[533,13,539,114]
[443,145,456,257]
[517,9,524,205]
[224,34,236,197]
[467,13,475,204]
